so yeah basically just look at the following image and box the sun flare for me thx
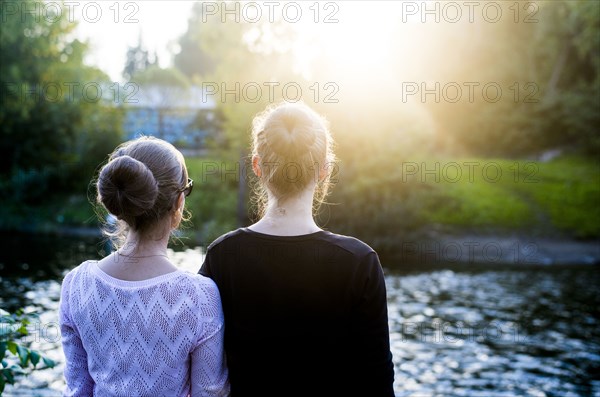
[290,2,401,82]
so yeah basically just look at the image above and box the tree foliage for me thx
[122,33,157,81]
[423,1,600,156]
[173,3,218,81]
[0,0,123,207]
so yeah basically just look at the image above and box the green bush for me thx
[0,309,56,395]
[184,157,240,245]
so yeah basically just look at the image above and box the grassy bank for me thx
[419,156,600,238]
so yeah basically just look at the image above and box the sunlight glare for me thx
[292,3,400,82]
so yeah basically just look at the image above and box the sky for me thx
[73,1,194,82]
[71,1,407,83]
[69,0,449,96]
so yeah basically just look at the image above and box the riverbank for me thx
[2,154,598,255]
[393,233,600,267]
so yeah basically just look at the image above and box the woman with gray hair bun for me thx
[59,136,230,396]
[200,102,394,397]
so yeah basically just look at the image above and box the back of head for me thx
[96,136,188,237]
[251,102,335,211]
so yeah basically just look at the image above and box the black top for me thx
[200,228,395,397]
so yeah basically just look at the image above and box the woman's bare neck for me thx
[248,188,321,236]
[97,230,177,281]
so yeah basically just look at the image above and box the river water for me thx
[0,233,598,397]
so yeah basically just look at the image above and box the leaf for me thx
[3,368,14,385]
[8,365,25,374]
[0,312,15,324]
[17,324,28,335]
[16,344,29,367]
[42,357,56,368]
[29,350,40,367]
[0,373,5,394]
[0,342,6,360]
[0,323,21,338]
[6,341,17,355]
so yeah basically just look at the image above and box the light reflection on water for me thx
[387,270,600,396]
[0,235,598,396]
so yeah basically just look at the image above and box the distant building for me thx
[121,85,217,148]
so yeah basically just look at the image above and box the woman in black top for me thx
[200,102,394,397]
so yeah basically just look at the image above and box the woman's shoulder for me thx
[174,272,224,319]
[177,272,222,299]
[205,228,246,251]
[177,271,219,290]
[62,260,96,284]
[59,261,100,301]
[205,228,378,259]
[318,230,377,258]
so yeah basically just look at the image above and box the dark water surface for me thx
[0,233,598,396]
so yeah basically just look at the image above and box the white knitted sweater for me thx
[59,261,230,397]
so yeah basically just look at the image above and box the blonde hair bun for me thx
[251,101,336,210]
[262,103,320,157]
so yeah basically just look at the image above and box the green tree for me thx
[536,0,600,153]
[0,0,123,209]
[123,31,157,81]
[173,3,217,81]
[421,1,600,156]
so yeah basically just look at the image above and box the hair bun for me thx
[97,155,159,218]
[264,104,319,156]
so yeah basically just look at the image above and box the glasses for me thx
[179,178,194,197]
